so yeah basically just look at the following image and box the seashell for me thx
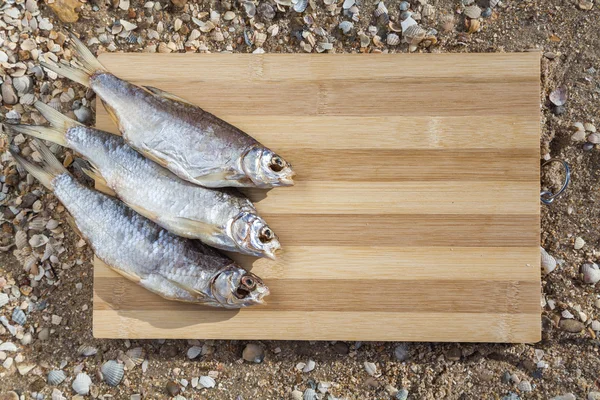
[0,342,18,352]
[48,370,67,385]
[540,247,556,275]
[126,347,145,365]
[403,24,427,44]
[28,217,47,231]
[399,1,410,11]
[400,16,417,33]
[387,33,400,45]
[51,388,66,400]
[574,237,585,250]
[253,31,267,47]
[572,129,586,141]
[303,388,317,400]
[48,97,62,111]
[582,263,600,284]
[293,0,308,12]
[481,7,492,17]
[302,359,315,372]
[72,372,92,395]
[422,4,435,17]
[121,20,137,31]
[16,230,28,250]
[364,361,379,376]
[243,1,256,17]
[585,122,597,132]
[77,344,98,357]
[187,345,202,360]
[549,87,567,106]
[464,5,482,19]
[223,11,236,20]
[374,1,388,17]
[199,375,216,388]
[13,76,33,95]
[490,0,500,7]
[12,308,26,325]
[101,360,124,387]
[465,18,480,33]
[561,310,574,319]
[591,320,600,331]
[587,133,600,144]
[338,21,353,34]
[0,293,9,308]
[29,234,48,248]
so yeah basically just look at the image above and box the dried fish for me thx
[42,33,295,189]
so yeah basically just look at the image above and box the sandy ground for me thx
[1,0,600,399]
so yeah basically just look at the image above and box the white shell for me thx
[591,320,600,331]
[561,310,574,319]
[72,372,92,395]
[0,342,18,352]
[12,308,27,325]
[199,375,216,388]
[582,263,600,284]
[387,33,400,45]
[13,76,33,94]
[28,217,47,231]
[587,133,600,144]
[0,293,9,308]
[51,388,66,400]
[48,370,67,385]
[490,0,500,7]
[29,234,48,248]
[403,24,427,45]
[422,3,435,17]
[338,21,354,34]
[303,359,315,373]
[464,5,482,18]
[574,237,585,250]
[540,247,557,275]
[121,19,137,31]
[585,122,597,132]
[77,345,98,357]
[364,361,379,376]
[374,1,388,16]
[126,347,145,365]
[15,230,28,249]
[293,0,308,12]
[101,360,124,387]
[187,346,202,360]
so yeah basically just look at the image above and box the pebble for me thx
[588,392,600,400]
[394,343,410,361]
[587,133,600,144]
[595,299,600,309]
[3,357,14,369]
[74,107,93,124]
[166,380,180,396]
[517,380,532,392]
[583,142,594,151]
[364,361,379,376]
[242,343,264,363]
[396,389,409,400]
[38,327,50,340]
[0,392,19,400]
[481,7,492,17]
[574,237,585,249]
[51,315,62,325]
[291,390,303,400]
[333,342,349,355]
[20,332,32,345]
[399,1,410,11]
[303,359,316,373]
[559,319,584,333]
[552,105,566,115]
[551,394,576,400]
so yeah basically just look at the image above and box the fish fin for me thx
[40,61,91,88]
[120,200,161,223]
[100,100,123,136]
[192,169,241,187]
[143,86,196,107]
[64,213,86,240]
[162,216,222,239]
[81,165,117,197]
[9,139,68,191]
[4,123,68,147]
[162,276,208,299]
[65,29,107,75]
[108,265,142,284]
[35,101,82,132]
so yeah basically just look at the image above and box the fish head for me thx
[230,212,281,259]
[211,267,270,308]
[242,147,295,187]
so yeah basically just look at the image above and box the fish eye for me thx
[241,275,256,289]
[259,227,273,243]
[269,156,284,172]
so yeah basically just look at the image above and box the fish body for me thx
[11,142,269,308]
[41,33,295,189]
[9,102,281,259]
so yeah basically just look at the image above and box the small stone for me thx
[588,392,600,400]
[587,133,600,144]
[21,332,33,345]
[332,342,349,355]
[481,7,492,17]
[392,389,406,400]
[517,380,532,392]
[572,129,587,141]
[399,1,410,11]
[445,347,461,361]
[595,299,600,309]
[0,392,18,400]
[47,0,81,22]
[394,344,409,361]
[551,394,576,400]
[364,361,379,376]
[166,380,180,396]
[574,237,585,249]
[1,82,18,105]
[291,390,303,400]
[51,315,62,325]
[171,0,187,7]
[552,105,566,115]
[74,107,93,124]
[37,327,50,340]
[242,344,264,363]
[559,319,584,333]
[501,371,511,384]
[3,357,14,369]
[199,375,216,388]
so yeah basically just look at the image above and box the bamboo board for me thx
[93,53,541,342]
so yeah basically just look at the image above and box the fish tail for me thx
[4,101,81,147]
[10,139,69,191]
[40,30,106,88]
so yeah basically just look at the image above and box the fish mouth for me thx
[263,247,280,260]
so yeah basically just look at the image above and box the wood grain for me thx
[93,53,540,342]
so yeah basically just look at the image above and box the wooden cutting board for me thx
[93,53,540,342]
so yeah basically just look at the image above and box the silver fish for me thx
[8,102,281,259]
[11,141,269,308]
[40,32,295,189]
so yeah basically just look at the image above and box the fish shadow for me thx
[239,187,272,203]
